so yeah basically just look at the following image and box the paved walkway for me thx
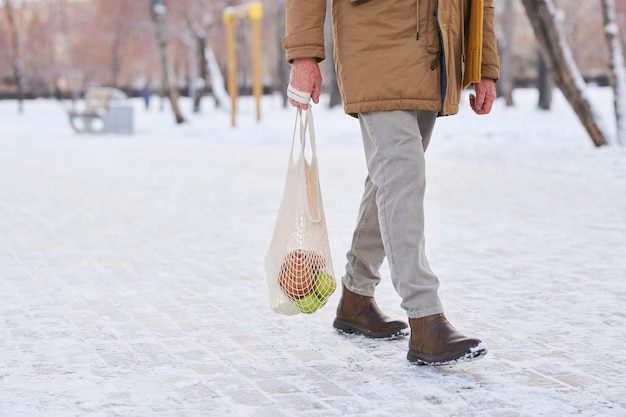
[1,99,625,416]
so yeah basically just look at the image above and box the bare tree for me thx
[150,0,185,124]
[601,0,626,146]
[498,0,515,106]
[324,0,341,109]
[521,0,608,147]
[94,0,145,88]
[536,49,553,110]
[3,0,24,112]
[171,0,219,113]
[273,0,289,107]
[52,0,78,100]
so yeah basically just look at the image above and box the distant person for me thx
[283,0,499,365]
[140,82,152,110]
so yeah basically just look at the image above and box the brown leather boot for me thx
[333,285,408,339]
[407,314,487,365]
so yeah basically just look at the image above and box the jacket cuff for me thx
[481,63,500,83]
[281,28,326,63]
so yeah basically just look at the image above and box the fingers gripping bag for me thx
[265,108,336,315]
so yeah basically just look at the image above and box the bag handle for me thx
[289,108,322,223]
[289,108,317,165]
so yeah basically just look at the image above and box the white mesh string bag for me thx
[265,108,336,315]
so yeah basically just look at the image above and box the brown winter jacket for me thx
[282,0,500,116]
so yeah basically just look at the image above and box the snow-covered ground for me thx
[0,88,625,416]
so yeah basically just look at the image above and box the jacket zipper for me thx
[435,0,447,114]
[416,0,420,40]
[417,0,448,114]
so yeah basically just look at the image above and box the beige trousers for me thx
[342,110,445,319]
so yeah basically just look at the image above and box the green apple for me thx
[313,270,336,299]
[295,291,323,314]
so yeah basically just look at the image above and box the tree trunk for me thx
[325,0,342,109]
[520,0,608,147]
[110,39,121,88]
[499,0,515,106]
[206,46,229,109]
[326,62,342,109]
[193,36,208,113]
[536,49,553,110]
[601,0,626,146]
[4,0,25,113]
[274,4,289,107]
[151,2,185,124]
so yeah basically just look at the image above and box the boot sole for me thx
[333,318,409,340]
[407,342,488,366]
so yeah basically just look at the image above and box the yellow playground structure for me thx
[223,2,263,127]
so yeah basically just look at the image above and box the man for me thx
[282,0,499,365]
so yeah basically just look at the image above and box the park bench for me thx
[68,87,134,134]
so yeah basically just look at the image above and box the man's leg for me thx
[354,110,443,317]
[342,174,385,296]
[334,172,409,339]
[341,110,486,364]
[335,110,439,338]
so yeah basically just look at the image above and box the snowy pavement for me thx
[1,91,625,416]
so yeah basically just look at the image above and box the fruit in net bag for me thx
[313,270,336,299]
[278,250,315,299]
[295,291,325,314]
[306,250,326,270]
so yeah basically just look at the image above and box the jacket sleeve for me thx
[281,0,327,63]
[481,0,500,81]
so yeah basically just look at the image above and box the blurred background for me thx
[1,0,626,142]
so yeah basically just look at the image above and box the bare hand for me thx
[469,78,496,115]
[288,58,322,110]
